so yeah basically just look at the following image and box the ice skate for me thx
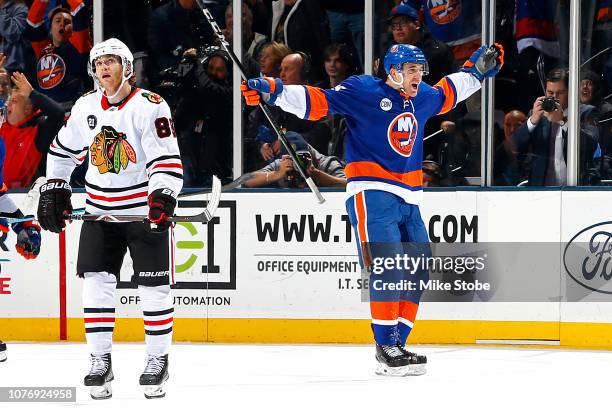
[398,344,427,375]
[84,353,113,399]
[140,354,169,399]
[0,341,6,362]
[374,344,425,377]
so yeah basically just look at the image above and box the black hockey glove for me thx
[37,179,72,233]
[146,189,176,233]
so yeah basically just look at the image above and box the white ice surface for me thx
[0,342,609,408]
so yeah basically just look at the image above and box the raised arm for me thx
[429,44,505,116]
[241,75,364,121]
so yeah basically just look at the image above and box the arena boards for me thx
[2,190,612,349]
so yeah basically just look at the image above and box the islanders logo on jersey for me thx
[90,126,137,174]
[428,0,461,25]
[36,53,66,89]
[387,112,418,157]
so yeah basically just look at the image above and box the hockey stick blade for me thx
[20,176,46,217]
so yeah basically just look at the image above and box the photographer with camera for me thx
[147,0,212,87]
[243,131,346,188]
[167,46,232,186]
[513,68,600,186]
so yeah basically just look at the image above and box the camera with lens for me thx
[155,45,230,114]
[541,96,559,112]
[286,152,312,187]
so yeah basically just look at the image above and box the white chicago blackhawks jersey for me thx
[47,87,183,216]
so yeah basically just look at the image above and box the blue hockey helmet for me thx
[384,44,429,76]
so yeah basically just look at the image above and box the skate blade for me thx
[143,383,167,399]
[90,382,112,400]
[375,362,426,377]
[0,351,6,362]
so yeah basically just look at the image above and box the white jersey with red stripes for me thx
[46,87,183,215]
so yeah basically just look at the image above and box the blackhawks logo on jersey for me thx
[90,126,137,174]
[141,92,163,104]
[387,112,418,157]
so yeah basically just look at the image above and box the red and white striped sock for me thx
[139,285,173,356]
[83,272,117,355]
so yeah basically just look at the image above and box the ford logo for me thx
[564,221,612,294]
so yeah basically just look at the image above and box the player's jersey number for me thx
[154,117,177,138]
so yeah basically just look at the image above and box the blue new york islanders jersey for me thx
[273,72,480,205]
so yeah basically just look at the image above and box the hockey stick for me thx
[423,129,444,142]
[5,176,222,225]
[194,0,325,204]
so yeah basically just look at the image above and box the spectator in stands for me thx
[221,2,262,79]
[494,110,526,185]
[404,0,481,62]
[258,41,291,77]
[0,64,10,100]
[243,41,291,171]
[243,131,346,188]
[193,49,233,185]
[224,2,267,63]
[581,70,612,171]
[318,43,358,158]
[513,68,600,186]
[581,70,612,115]
[0,60,65,188]
[244,0,270,37]
[173,47,233,187]
[318,43,357,89]
[513,0,560,115]
[0,0,28,73]
[592,0,612,96]
[271,0,329,83]
[25,0,92,108]
[422,160,441,187]
[246,52,332,171]
[375,3,455,85]
[279,52,308,86]
[147,0,211,87]
[322,0,364,71]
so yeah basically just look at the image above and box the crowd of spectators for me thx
[0,0,92,190]
[1,0,611,191]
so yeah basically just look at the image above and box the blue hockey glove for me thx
[240,77,284,106]
[12,221,41,260]
[461,43,505,81]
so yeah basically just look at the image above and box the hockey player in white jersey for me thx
[37,38,183,399]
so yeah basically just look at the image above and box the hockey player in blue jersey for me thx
[242,43,504,376]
